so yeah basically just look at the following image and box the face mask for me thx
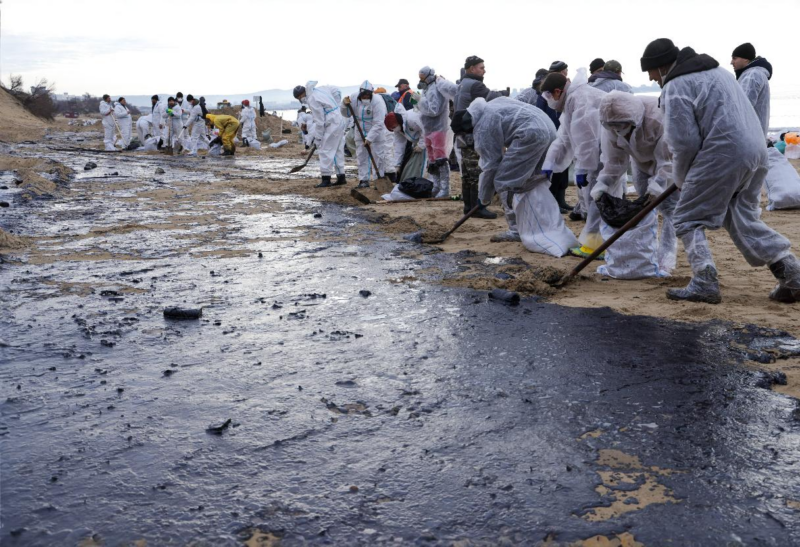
[417,81,428,90]
[300,97,308,105]
[613,126,632,138]
[545,95,559,110]
[178,99,183,104]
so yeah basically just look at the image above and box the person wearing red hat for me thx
[238,100,257,147]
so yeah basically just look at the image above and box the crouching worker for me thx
[593,91,679,276]
[452,97,579,256]
[205,113,239,156]
[384,110,427,182]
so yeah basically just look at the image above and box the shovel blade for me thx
[289,164,305,174]
[374,177,394,194]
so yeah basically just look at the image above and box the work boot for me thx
[333,173,347,186]
[490,230,522,242]
[221,149,234,157]
[473,206,498,220]
[316,175,332,188]
[569,210,586,222]
[357,180,370,189]
[462,181,473,214]
[768,255,800,303]
[666,265,722,304]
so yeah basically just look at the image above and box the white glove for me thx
[590,181,610,201]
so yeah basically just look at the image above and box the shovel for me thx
[347,101,388,186]
[424,204,480,244]
[554,183,679,287]
[164,118,174,156]
[289,144,317,174]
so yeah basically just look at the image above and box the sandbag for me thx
[596,210,668,279]
[514,183,580,257]
[381,185,416,202]
[596,193,651,228]
[398,177,434,199]
[764,146,800,211]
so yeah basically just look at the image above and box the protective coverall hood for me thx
[599,91,645,128]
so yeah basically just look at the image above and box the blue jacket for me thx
[535,94,560,130]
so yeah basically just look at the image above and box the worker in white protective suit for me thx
[163,97,183,147]
[183,95,208,156]
[588,60,633,94]
[136,114,153,144]
[417,67,458,198]
[150,95,165,140]
[453,97,579,256]
[375,87,398,183]
[238,100,258,146]
[342,80,387,189]
[384,108,427,182]
[99,94,117,151]
[592,91,679,273]
[293,82,347,187]
[731,43,772,137]
[540,68,607,258]
[641,38,800,303]
[113,97,132,148]
[296,106,310,146]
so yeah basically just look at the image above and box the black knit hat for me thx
[532,68,549,90]
[549,60,568,73]
[732,42,756,60]
[640,38,679,71]
[465,55,484,70]
[589,58,605,73]
[292,85,306,99]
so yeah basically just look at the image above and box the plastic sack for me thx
[208,144,223,156]
[596,192,651,228]
[514,183,580,257]
[764,146,800,210]
[597,210,668,279]
[381,185,416,202]
[398,177,434,199]
[244,138,261,150]
[269,139,288,149]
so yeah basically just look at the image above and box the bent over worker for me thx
[205,113,240,156]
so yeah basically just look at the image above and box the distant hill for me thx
[630,83,660,93]
[116,84,394,111]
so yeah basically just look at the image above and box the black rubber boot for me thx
[462,179,473,214]
[666,265,722,304]
[769,256,800,303]
[470,184,497,219]
[357,180,369,189]
[333,174,347,186]
[316,175,332,188]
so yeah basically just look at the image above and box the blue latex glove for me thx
[542,169,553,180]
[576,173,588,188]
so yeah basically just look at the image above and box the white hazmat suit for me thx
[542,68,607,253]
[113,102,132,147]
[737,59,771,137]
[389,107,427,181]
[239,105,258,143]
[136,115,153,143]
[341,81,387,183]
[99,100,116,151]
[417,71,458,197]
[470,97,579,257]
[594,92,679,274]
[305,81,346,177]
[662,53,795,302]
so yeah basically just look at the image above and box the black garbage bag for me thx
[596,193,652,229]
[398,177,434,199]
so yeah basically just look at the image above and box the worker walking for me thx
[205,113,240,156]
[641,38,800,303]
[293,81,347,187]
[184,95,208,156]
[342,81,387,189]
[99,94,117,151]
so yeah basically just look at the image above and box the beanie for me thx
[640,38,680,71]
[549,60,568,73]
[732,42,756,60]
[589,58,605,73]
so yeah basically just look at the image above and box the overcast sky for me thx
[2,0,799,96]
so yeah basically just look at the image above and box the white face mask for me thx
[300,97,308,105]
[614,125,632,138]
